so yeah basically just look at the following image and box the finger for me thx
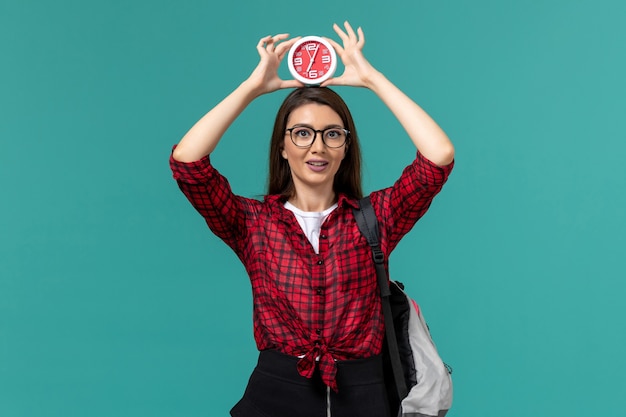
[320,75,345,87]
[324,37,344,55]
[257,35,273,54]
[263,34,289,53]
[257,35,273,49]
[272,33,290,42]
[266,37,277,52]
[332,22,348,42]
[275,36,301,58]
[343,21,357,40]
[357,26,365,48]
[269,33,289,51]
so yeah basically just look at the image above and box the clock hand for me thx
[306,44,319,73]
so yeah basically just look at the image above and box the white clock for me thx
[287,36,338,85]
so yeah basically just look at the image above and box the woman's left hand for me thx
[321,22,379,88]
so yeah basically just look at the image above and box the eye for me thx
[325,129,343,139]
[293,127,312,138]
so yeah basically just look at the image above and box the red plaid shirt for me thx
[170,149,453,391]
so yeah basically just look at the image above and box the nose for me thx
[310,130,326,152]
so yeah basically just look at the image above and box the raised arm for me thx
[172,34,304,163]
[323,22,455,166]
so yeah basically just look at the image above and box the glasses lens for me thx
[291,127,315,147]
[323,129,347,148]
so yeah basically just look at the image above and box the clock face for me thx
[287,36,337,85]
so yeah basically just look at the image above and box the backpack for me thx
[353,197,453,417]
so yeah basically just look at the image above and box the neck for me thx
[288,189,337,212]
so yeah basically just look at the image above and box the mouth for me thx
[306,160,329,172]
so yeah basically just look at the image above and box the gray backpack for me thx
[353,197,453,417]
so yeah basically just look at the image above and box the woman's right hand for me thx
[246,34,304,95]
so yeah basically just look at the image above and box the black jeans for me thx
[231,350,391,417]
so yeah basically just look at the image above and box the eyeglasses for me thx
[286,126,350,149]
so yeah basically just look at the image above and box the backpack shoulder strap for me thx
[353,196,408,401]
[353,196,389,296]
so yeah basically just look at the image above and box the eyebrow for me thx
[290,123,345,129]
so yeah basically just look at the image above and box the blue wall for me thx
[2,0,625,415]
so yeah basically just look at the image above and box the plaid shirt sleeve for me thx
[371,152,454,255]
[169,147,257,253]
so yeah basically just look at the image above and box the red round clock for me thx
[287,36,337,85]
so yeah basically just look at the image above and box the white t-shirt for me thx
[284,201,338,254]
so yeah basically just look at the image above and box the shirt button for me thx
[315,329,321,335]
[317,260,323,265]
[320,234,327,239]
[316,288,323,295]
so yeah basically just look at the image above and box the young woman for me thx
[170,22,454,417]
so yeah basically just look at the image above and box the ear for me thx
[281,148,288,159]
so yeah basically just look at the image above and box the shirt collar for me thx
[264,193,361,210]
[337,193,360,209]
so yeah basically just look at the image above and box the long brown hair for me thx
[267,87,363,200]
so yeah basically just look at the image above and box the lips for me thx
[306,160,329,172]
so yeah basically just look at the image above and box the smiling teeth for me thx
[309,162,326,166]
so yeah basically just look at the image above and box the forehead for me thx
[286,103,343,126]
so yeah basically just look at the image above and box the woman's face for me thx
[281,103,347,196]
